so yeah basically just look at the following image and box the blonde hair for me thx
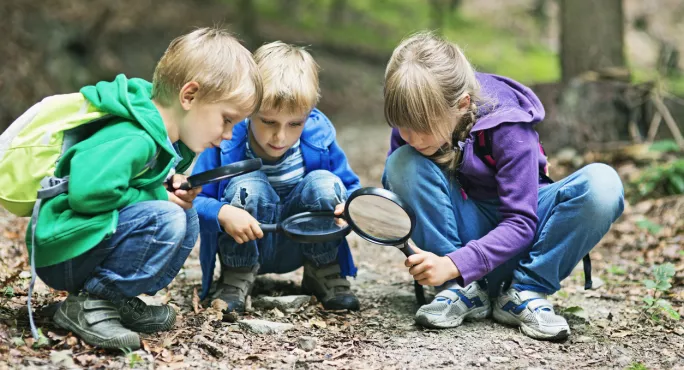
[384,31,481,174]
[152,27,262,115]
[253,41,320,114]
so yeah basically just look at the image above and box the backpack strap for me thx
[471,128,593,290]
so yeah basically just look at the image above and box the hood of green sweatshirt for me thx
[80,74,175,158]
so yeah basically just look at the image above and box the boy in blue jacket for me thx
[194,42,361,313]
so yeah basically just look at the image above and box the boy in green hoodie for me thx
[27,27,262,349]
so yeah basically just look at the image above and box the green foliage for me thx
[121,347,144,368]
[642,263,680,322]
[33,328,50,348]
[626,363,649,370]
[635,219,662,235]
[608,265,627,275]
[3,286,14,298]
[628,157,684,203]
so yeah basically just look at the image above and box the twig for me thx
[646,111,662,143]
[652,94,684,150]
[330,343,355,360]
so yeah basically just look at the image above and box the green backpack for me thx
[0,92,158,341]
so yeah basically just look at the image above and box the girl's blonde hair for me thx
[384,31,481,174]
[253,41,320,114]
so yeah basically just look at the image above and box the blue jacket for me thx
[193,108,361,299]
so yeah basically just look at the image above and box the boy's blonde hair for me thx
[152,27,262,115]
[384,31,481,174]
[253,41,320,114]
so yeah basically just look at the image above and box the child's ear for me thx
[458,94,471,111]
[179,81,200,111]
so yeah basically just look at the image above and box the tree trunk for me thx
[329,0,348,27]
[560,0,626,82]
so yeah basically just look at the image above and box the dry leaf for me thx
[310,318,327,329]
[192,287,200,314]
[211,299,228,311]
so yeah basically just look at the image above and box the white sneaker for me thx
[415,281,491,328]
[493,287,570,340]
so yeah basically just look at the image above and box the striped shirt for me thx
[245,139,305,198]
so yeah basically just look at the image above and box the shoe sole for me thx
[415,305,490,329]
[492,307,570,341]
[126,309,177,334]
[54,309,140,350]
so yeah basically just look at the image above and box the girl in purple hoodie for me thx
[382,32,624,341]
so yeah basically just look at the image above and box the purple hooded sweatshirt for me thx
[388,72,549,286]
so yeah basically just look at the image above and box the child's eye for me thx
[223,118,232,124]
[262,120,276,125]
[289,122,303,127]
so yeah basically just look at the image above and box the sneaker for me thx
[53,293,140,350]
[492,287,570,341]
[301,260,360,311]
[415,281,491,328]
[116,297,176,333]
[212,264,259,314]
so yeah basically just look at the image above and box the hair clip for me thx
[454,141,466,152]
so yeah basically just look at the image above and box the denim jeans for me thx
[218,170,346,273]
[383,146,624,296]
[37,201,199,303]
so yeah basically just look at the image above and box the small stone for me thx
[477,357,488,364]
[574,335,593,343]
[19,271,31,279]
[283,354,297,364]
[488,356,510,363]
[298,336,316,352]
[238,319,295,334]
[254,295,311,312]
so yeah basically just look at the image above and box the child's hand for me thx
[334,203,347,227]
[167,174,202,204]
[218,204,264,244]
[405,244,461,286]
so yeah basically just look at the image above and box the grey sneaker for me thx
[116,297,176,333]
[415,281,491,328]
[302,260,359,311]
[492,287,570,341]
[53,293,140,350]
[212,264,259,314]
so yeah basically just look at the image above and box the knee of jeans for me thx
[150,201,187,245]
[578,163,625,220]
[299,170,346,209]
[224,171,277,210]
[384,145,439,198]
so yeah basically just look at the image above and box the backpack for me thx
[471,129,593,290]
[0,92,158,341]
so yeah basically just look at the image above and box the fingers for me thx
[250,222,264,239]
[408,261,429,276]
[167,192,192,210]
[404,253,425,267]
[334,203,345,216]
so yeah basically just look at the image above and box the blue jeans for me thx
[383,146,624,296]
[37,201,199,303]
[218,170,346,273]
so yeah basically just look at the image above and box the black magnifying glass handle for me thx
[398,241,416,257]
[260,224,279,233]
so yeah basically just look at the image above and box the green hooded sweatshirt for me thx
[26,74,195,267]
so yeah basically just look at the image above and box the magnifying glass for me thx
[166,158,263,191]
[258,186,427,305]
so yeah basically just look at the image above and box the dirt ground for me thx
[1,115,683,369]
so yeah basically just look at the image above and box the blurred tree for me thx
[239,0,258,47]
[560,0,627,82]
[280,0,300,20]
[329,0,348,26]
[429,0,461,33]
